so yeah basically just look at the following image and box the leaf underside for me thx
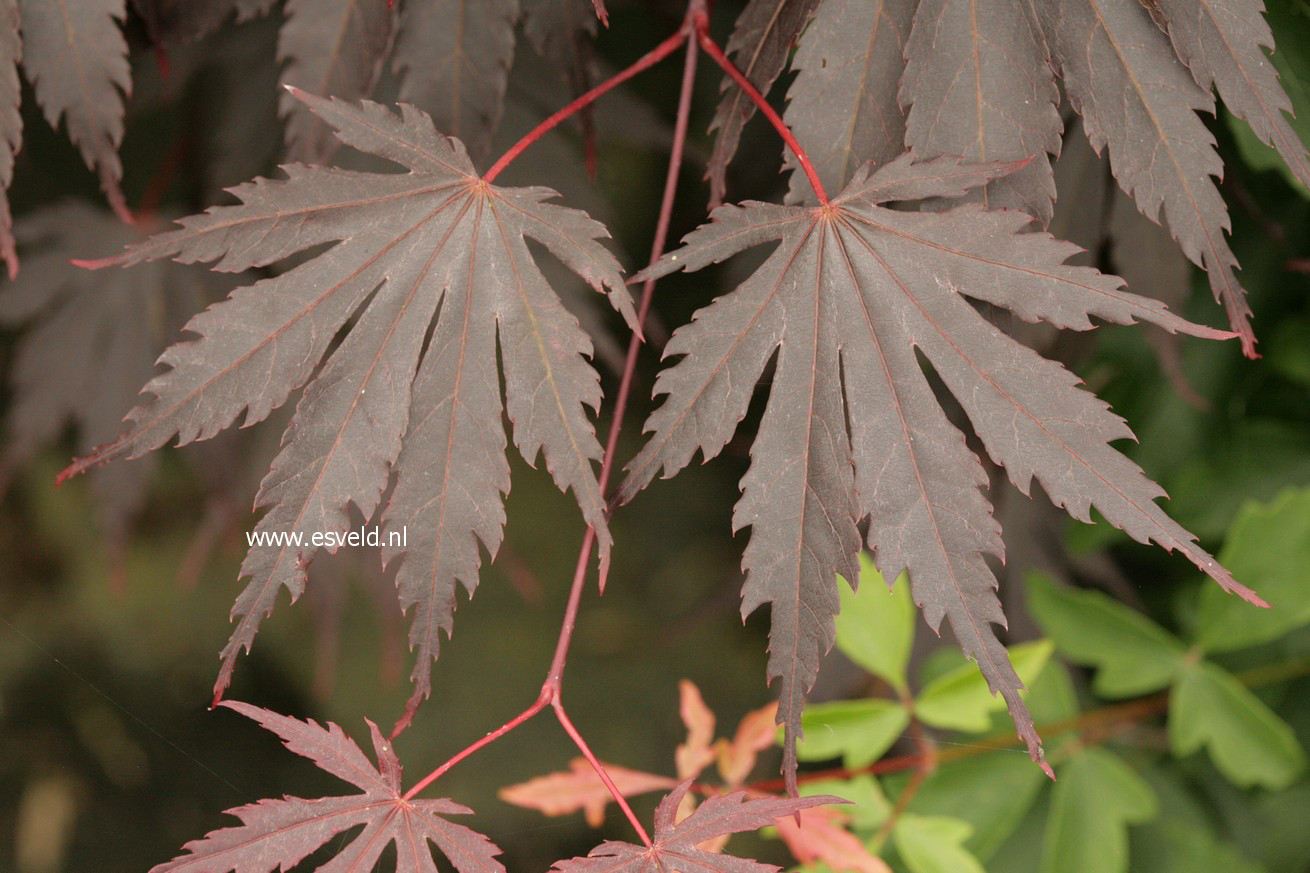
[552,780,840,873]
[62,91,635,732]
[619,154,1262,791]
[764,0,1310,353]
[151,702,505,872]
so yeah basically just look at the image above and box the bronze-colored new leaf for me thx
[63,90,635,728]
[152,702,505,872]
[618,154,1264,790]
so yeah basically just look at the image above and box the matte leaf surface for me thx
[706,0,821,206]
[901,0,1062,224]
[1156,0,1310,190]
[1042,748,1157,873]
[894,814,986,873]
[393,0,518,164]
[782,0,914,205]
[620,154,1251,789]
[278,0,397,161]
[1026,573,1187,697]
[551,781,838,873]
[63,92,633,722]
[1040,0,1257,353]
[1170,660,1306,789]
[17,0,131,221]
[152,702,505,872]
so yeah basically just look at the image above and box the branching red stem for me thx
[692,11,828,205]
[404,16,702,848]
[482,24,690,184]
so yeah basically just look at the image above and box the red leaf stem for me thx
[482,24,690,183]
[693,10,828,205]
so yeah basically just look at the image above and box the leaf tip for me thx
[69,256,117,271]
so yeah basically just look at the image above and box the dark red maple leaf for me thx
[151,701,504,872]
[706,0,821,207]
[781,0,914,205]
[277,0,397,162]
[551,780,840,873]
[17,0,132,222]
[617,154,1265,790]
[392,0,517,163]
[1038,0,1257,355]
[62,89,636,728]
[900,0,1062,225]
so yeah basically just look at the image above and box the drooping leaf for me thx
[552,781,840,873]
[1170,660,1306,789]
[498,757,678,828]
[1042,747,1157,873]
[0,204,208,548]
[915,640,1052,733]
[618,154,1252,790]
[1039,0,1256,354]
[277,0,396,161]
[17,0,131,221]
[1225,0,1310,197]
[834,553,914,693]
[1026,572,1187,698]
[151,701,505,872]
[1156,0,1310,191]
[706,0,821,207]
[392,0,518,164]
[61,92,633,723]
[893,814,986,873]
[900,0,1062,225]
[782,0,914,205]
[1196,486,1310,652]
[0,0,18,278]
[794,698,909,768]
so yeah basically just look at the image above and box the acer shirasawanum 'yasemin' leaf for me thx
[617,154,1265,791]
[61,89,637,732]
[152,702,505,872]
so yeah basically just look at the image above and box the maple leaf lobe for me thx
[60,90,632,725]
[621,154,1256,787]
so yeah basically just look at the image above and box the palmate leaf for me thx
[152,702,505,872]
[0,203,207,548]
[62,90,635,727]
[617,154,1264,791]
[551,781,838,873]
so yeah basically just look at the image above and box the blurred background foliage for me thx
[0,1,1307,871]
